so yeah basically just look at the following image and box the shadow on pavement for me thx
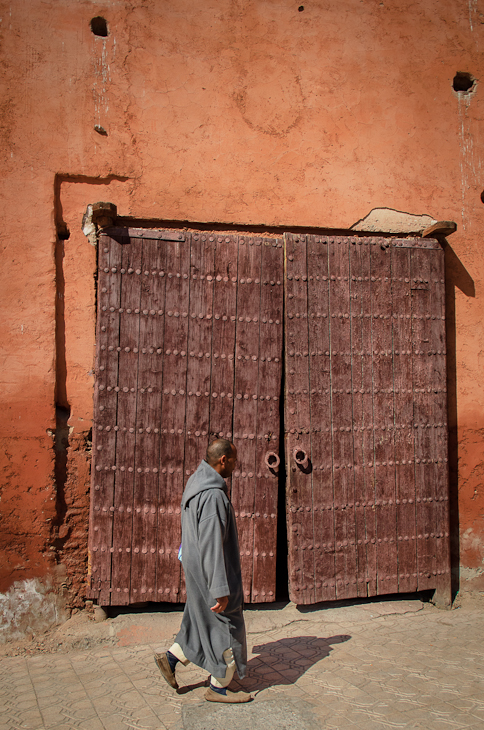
[231,634,351,693]
[177,679,209,695]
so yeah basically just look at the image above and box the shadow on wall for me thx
[52,176,129,608]
[444,240,475,599]
[53,172,130,409]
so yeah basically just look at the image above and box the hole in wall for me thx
[480,190,484,204]
[298,5,305,11]
[57,224,70,240]
[452,72,476,94]
[84,428,93,454]
[90,16,108,37]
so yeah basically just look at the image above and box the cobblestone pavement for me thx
[1,598,484,730]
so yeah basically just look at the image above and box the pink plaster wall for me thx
[1,0,483,602]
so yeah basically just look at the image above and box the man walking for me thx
[155,439,251,703]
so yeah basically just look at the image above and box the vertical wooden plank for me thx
[284,233,314,604]
[89,234,123,603]
[129,239,166,604]
[110,239,144,605]
[371,239,398,595]
[355,239,378,596]
[328,237,358,600]
[391,245,418,593]
[208,233,238,445]
[184,233,214,480]
[428,247,451,599]
[411,249,436,590]
[306,235,335,602]
[411,247,442,592]
[348,237,375,598]
[156,236,190,603]
[252,237,283,602]
[231,235,262,602]
[206,232,238,601]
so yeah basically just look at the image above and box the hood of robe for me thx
[181,459,227,510]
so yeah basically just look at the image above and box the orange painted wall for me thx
[1,0,483,602]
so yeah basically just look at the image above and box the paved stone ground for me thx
[1,597,484,730]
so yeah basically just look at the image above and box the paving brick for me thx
[1,709,44,730]
[2,600,484,730]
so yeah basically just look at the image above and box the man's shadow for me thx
[232,635,351,693]
[177,634,350,694]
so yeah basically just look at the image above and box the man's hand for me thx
[211,596,229,614]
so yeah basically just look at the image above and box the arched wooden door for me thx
[88,228,283,605]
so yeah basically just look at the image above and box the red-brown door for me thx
[88,228,283,605]
[284,233,450,604]
[89,227,451,607]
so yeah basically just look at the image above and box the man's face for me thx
[220,447,237,478]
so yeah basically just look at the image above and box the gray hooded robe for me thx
[175,459,247,679]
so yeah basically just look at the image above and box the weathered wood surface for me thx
[156,236,189,602]
[110,238,143,605]
[329,237,358,600]
[252,238,283,602]
[284,233,314,603]
[392,246,418,594]
[231,236,258,601]
[421,221,457,238]
[103,227,185,241]
[130,237,165,604]
[231,235,283,602]
[349,238,377,597]
[284,235,450,604]
[428,247,451,602]
[89,230,283,605]
[89,231,449,606]
[89,236,123,605]
[209,234,238,447]
[411,246,450,594]
[306,235,334,602]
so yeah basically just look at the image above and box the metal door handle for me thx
[293,448,309,469]
[264,452,280,471]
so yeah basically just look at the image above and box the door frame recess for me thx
[86,207,453,609]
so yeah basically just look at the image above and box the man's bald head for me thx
[206,438,235,464]
[206,439,237,478]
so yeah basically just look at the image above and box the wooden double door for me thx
[88,228,450,606]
